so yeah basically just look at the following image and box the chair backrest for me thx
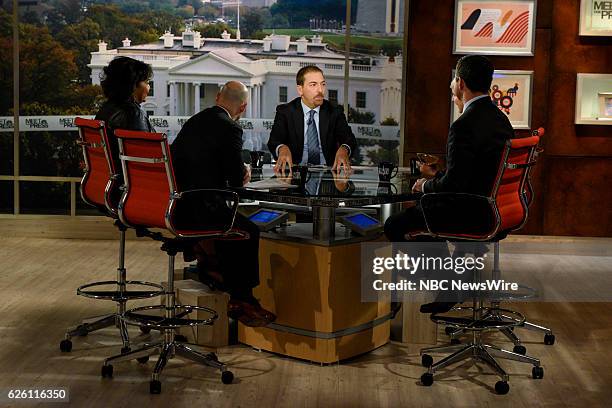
[491,131,541,233]
[113,129,176,230]
[75,117,120,215]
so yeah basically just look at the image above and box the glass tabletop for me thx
[234,165,422,207]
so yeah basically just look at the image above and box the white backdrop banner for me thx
[0,116,400,142]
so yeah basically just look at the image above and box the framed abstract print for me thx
[453,0,537,56]
[451,70,534,130]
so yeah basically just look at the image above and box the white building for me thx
[89,29,403,123]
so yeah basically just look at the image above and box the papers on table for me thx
[245,178,298,190]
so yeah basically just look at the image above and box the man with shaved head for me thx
[171,81,276,327]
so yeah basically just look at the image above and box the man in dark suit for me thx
[384,55,514,313]
[267,65,357,173]
[171,81,275,327]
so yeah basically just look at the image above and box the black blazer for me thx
[171,106,245,192]
[424,96,514,196]
[170,106,246,230]
[267,97,357,165]
[95,100,154,168]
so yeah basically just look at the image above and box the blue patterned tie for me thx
[307,110,320,165]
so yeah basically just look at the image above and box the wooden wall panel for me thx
[403,0,612,236]
[542,158,612,236]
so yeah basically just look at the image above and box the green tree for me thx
[56,18,101,83]
[197,4,221,20]
[86,4,158,49]
[348,106,375,124]
[380,117,398,126]
[18,24,79,109]
[242,8,263,38]
[193,22,236,39]
[136,10,183,35]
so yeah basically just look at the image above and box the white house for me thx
[89,28,403,124]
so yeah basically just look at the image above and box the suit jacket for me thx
[95,100,154,168]
[420,96,514,236]
[94,100,154,211]
[423,96,513,196]
[267,97,357,165]
[170,106,245,229]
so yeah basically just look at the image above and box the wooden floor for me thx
[0,236,611,407]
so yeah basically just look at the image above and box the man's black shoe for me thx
[419,301,457,314]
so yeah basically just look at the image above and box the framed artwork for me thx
[453,0,537,56]
[575,74,612,125]
[580,0,612,36]
[451,70,534,129]
[599,93,612,119]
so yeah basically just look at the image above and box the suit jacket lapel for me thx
[292,99,304,161]
[318,103,329,159]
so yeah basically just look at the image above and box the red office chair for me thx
[417,132,544,395]
[100,129,242,394]
[60,118,163,353]
[442,129,554,351]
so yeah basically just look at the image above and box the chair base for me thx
[60,313,131,353]
[447,310,556,348]
[420,339,542,394]
[102,332,233,394]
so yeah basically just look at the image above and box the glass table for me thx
[234,165,420,244]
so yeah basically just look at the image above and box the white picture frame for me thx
[579,0,612,36]
[575,74,612,124]
[453,0,538,56]
[450,70,534,130]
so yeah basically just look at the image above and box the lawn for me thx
[262,28,403,55]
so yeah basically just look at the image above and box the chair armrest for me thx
[420,192,498,239]
[168,188,242,238]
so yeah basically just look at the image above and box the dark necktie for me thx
[307,110,320,165]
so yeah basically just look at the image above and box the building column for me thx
[169,82,176,116]
[184,83,190,116]
[247,86,253,118]
[194,83,201,113]
[253,84,259,118]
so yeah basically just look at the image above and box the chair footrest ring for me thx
[431,306,525,331]
[77,280,165,301]
[122,305,218,330]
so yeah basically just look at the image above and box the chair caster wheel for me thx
[76,324,89,336]
[59,339,72,353]
[175,334,188,342]
[101,365,113,378]
[420,373,434,386]
[544,333,555,345]
[450,338,461,345]
[121,346,131,354]
[421,354,433,368]
[495,381,509,395]
[532,366,544,379]
[221,370,234,384]
[445,326,458,336]
[140,326,151,334]
[136,356,149,364]
[513,345,526,355]
[150,380,161,394]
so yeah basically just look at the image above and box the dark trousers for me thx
[215,213,260,293]
[384,205,429,242]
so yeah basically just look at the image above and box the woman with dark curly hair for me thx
[95,56,155,164]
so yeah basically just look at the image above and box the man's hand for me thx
[332,170,351,192]
[412,178,427,193]
[274,145,293,174]
[242,164,251,186]
[332,145,351,172]
[419,163,438,179]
